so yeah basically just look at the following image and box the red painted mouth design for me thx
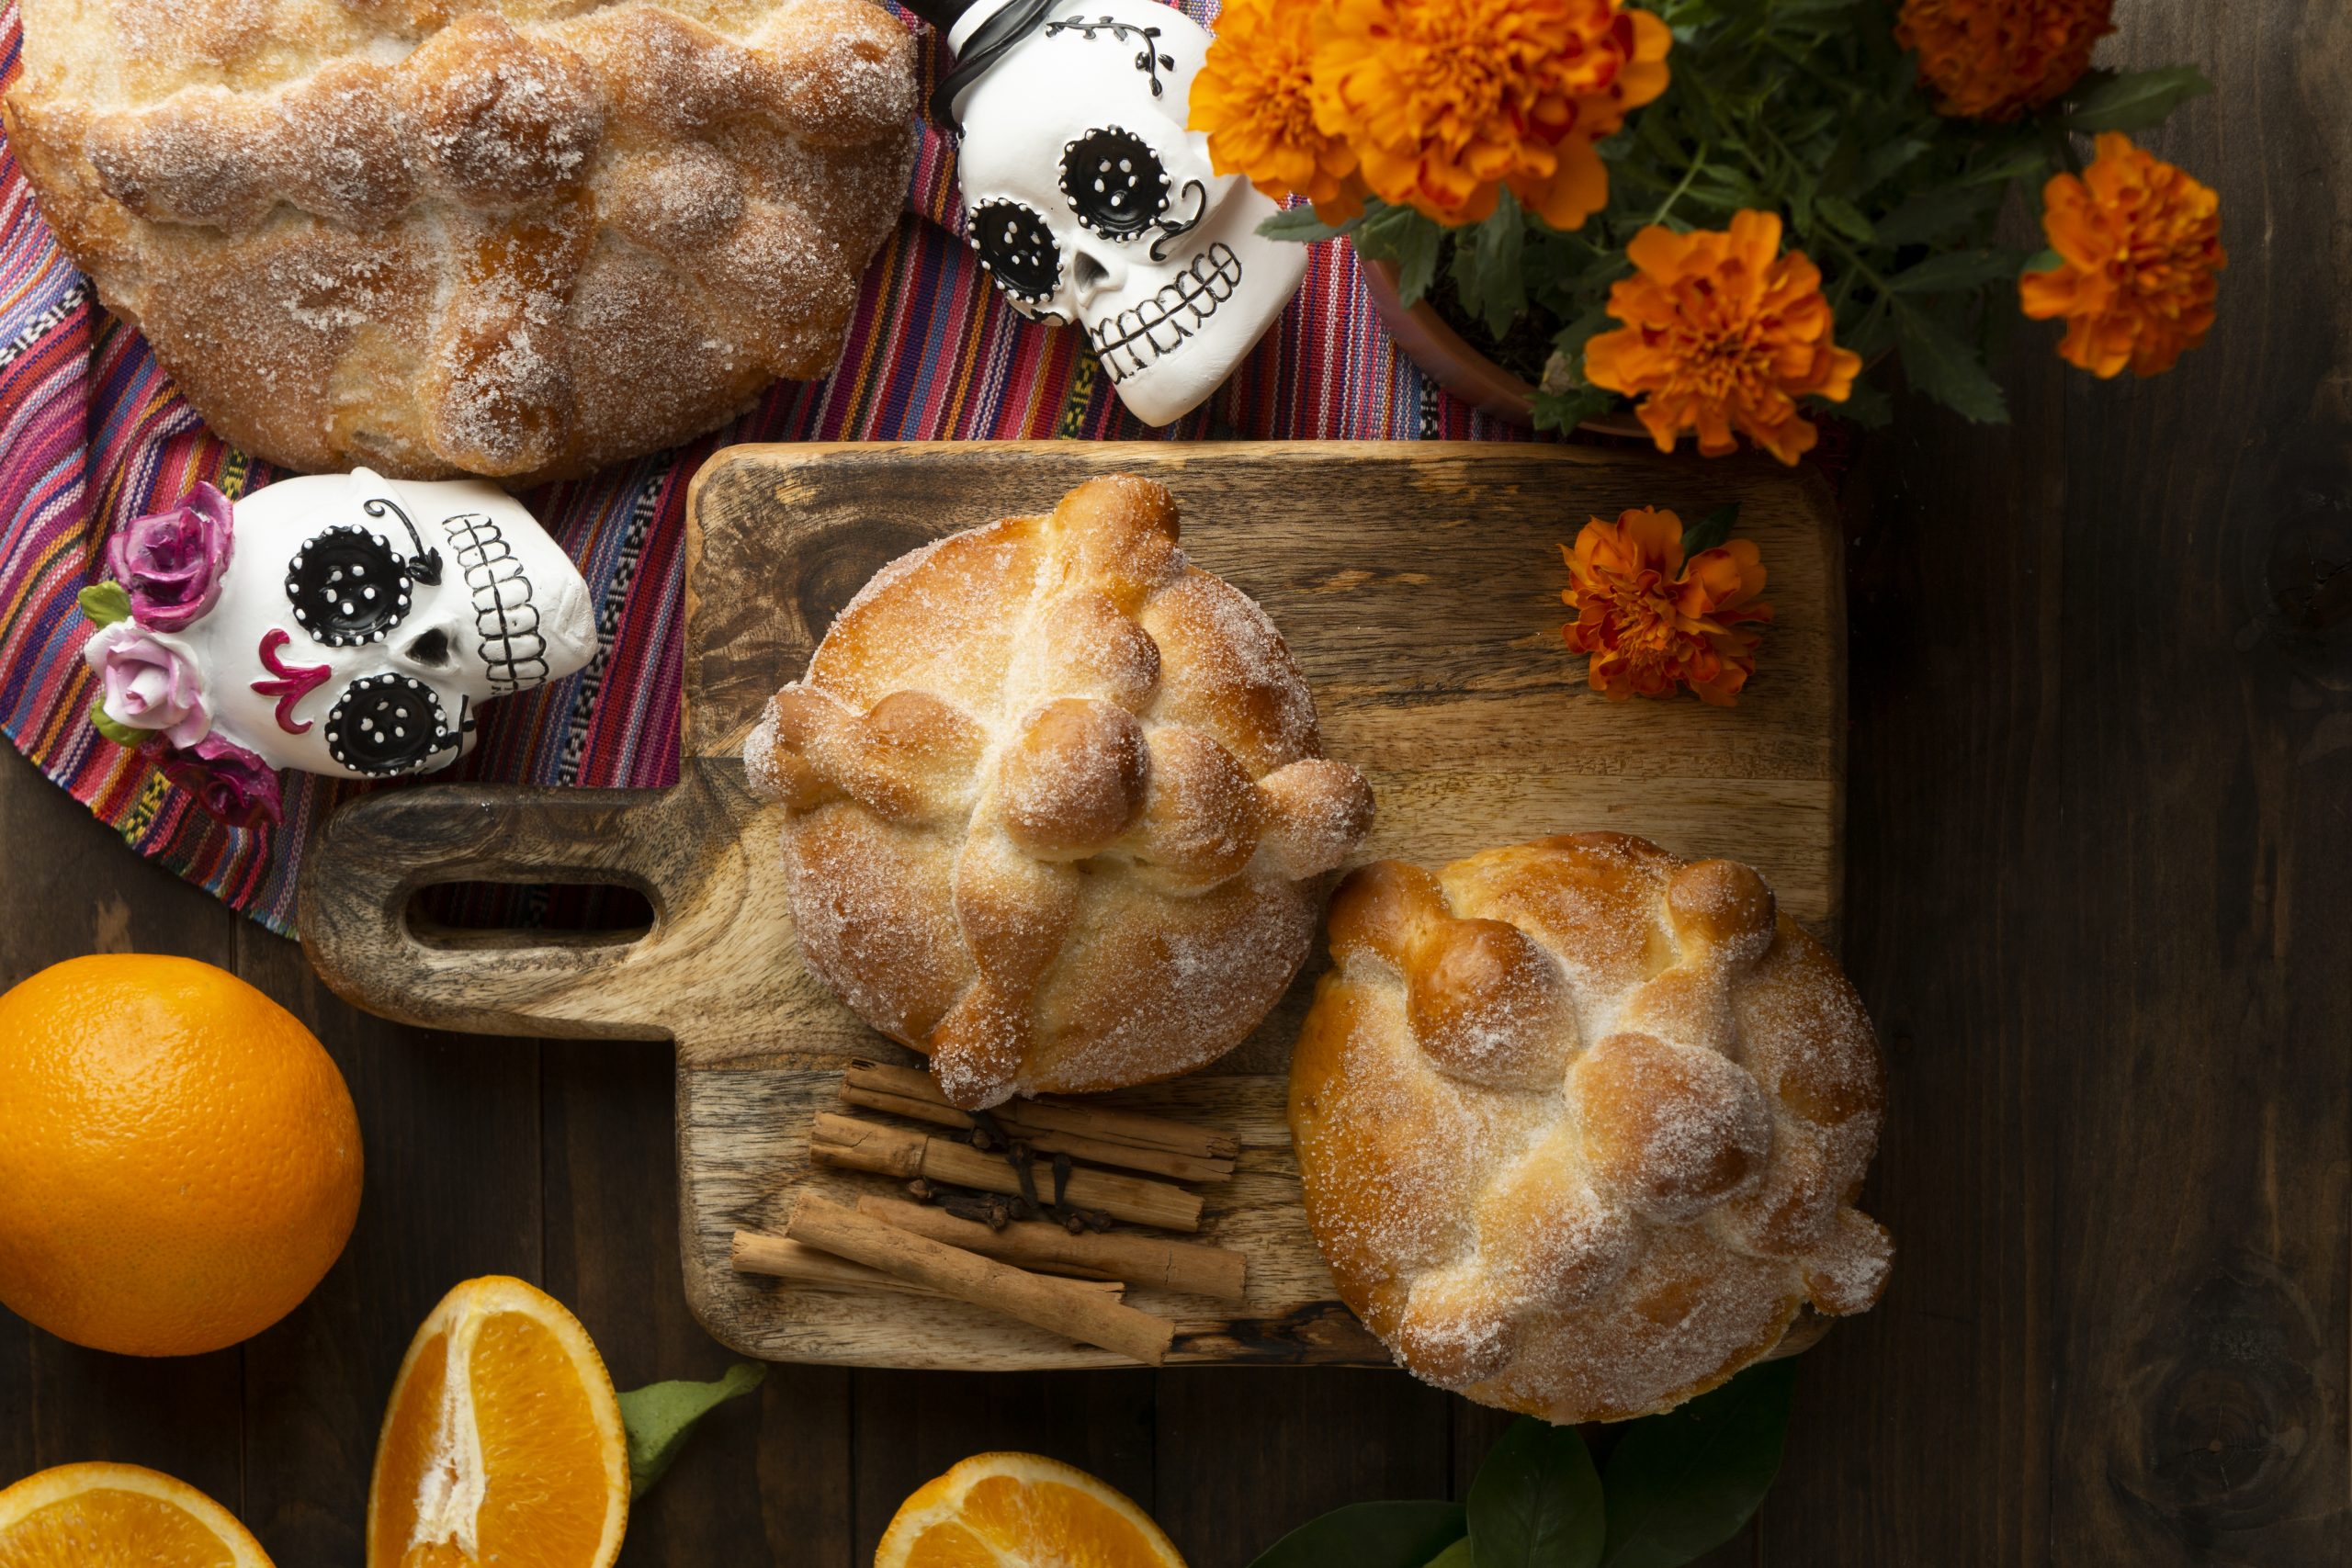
[253,628,333,734]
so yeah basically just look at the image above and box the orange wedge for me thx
[877,1452,1187,1568]
[367,1277,628,1568]
[0,1461,274,1567]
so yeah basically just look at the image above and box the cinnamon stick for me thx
[845,1061,1238,1161]
[729,1231,1125,1302]
[857,1196,1248,1300]
[783,1191,1176,1365]
[809,1111,1203,1232]
[838,1081,1235,1183]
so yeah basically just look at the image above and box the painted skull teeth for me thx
[447,513,556,694]
[1085,243,1242,382]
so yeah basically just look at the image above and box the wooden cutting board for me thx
[300,441,1846,1370]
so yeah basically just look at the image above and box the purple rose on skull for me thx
[83,621,210,749]
[158,734,284,829]
[103,482,233,631]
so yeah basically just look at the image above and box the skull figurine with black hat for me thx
[907,0,1309,426]
[82,469,595,825]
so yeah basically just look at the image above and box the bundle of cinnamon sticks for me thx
[731,1061,1248,1365]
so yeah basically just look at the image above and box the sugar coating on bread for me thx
[5,0,917,480]
[1290,833,1891,1422]
[745,476,1375,1109]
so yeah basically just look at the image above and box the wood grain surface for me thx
[1,3,2341,1559]
[299,441,1846,1370]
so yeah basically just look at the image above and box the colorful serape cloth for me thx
[0,0,1521,935]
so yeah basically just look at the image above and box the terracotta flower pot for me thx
[1358,255,1649,440]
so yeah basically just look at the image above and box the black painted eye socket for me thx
[969,199,1062,302]
[324,673,448,777]
[1059,127,1170,241]
[287,525,413,648]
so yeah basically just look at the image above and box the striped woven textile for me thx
[0,0,1519,935]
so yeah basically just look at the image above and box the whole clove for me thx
[1051,1153,1073,1209]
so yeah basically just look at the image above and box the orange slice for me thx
[367,1276,628,1568]
[0,1461,274,1567]
[877,1452,1187,1568]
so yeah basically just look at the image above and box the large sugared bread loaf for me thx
[3,0,917,481]
[745,476,1374,1110]
[1290,833,1891,1422]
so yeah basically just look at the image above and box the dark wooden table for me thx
[3,6,2344,1562]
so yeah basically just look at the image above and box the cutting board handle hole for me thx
[408,881,656,949]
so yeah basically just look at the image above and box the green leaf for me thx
[1248,1502,1468,1568]
[1599,1359,1798,1568]
[1424,1538,1477,1568]
[1815,197,1874,244]
[1886,248,2024,294]
[1348,201,1425,263]
[88,700,148,750]
[1856,136,1931,197]
[1872,184,2002,247]
[2065,66,2214,134]
[1396,221,1444,307]
[78,581,131,627]
[618,1362,765,1500]
[1836,375,1894,429]
[2020,248,2064,275]
[1678,503,1741,556]
[1456,193,1528,341]
[1469,1419,1603,1568]
[1531,388,1623,434]
[1891,302,2009,423]
[1258,207,1353,243]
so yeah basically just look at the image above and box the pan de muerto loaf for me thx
[1290,833,1891,1422]
[3,0,917,480]
[745,476,1374,1110]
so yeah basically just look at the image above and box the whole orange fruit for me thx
[0,953,363,1356]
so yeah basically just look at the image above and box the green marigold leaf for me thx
[1531,388,1623,434]
[1887,248,2026,294]
[1679,503,1742,556]
[2064,66,2214,134]
[1892,302,2009,424]
[1258,208,1353,243]
[1396,222,1444,307]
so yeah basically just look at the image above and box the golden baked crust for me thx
[745,476,1375,1110]
[1290,833,1892,1422]
[3,0,917,480]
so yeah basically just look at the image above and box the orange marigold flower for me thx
[1310,0,1671,230]
[1895,0,2114,121]
[2020,132,2225,378]
[1560,508,1772,706]
[1192,0,1368,222]
[1582,210,1861,466]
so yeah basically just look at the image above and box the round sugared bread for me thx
[1289,833,1892,1422]
[3,0,917,480]
[745,475,1374,1110]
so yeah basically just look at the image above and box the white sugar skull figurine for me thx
[81,469,594,825]
[910,0,1309,426]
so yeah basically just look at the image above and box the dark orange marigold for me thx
[1560,508,1771,706]
[2020,132,2224,378]
[1191,0,1368,222]
[1310,0,1672,230]
[1896,0,2114,121]
[1582,210,1861,466]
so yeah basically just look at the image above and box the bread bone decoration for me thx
[899,0,1308,426]
[1290,834,1893,1423]
[744,476,1373,1109]
[3,0,918,480]
[82,471,594,826]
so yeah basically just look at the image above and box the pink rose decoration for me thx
[104,482,233,631]
[83,621,210,749]
[158,734,283,829]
